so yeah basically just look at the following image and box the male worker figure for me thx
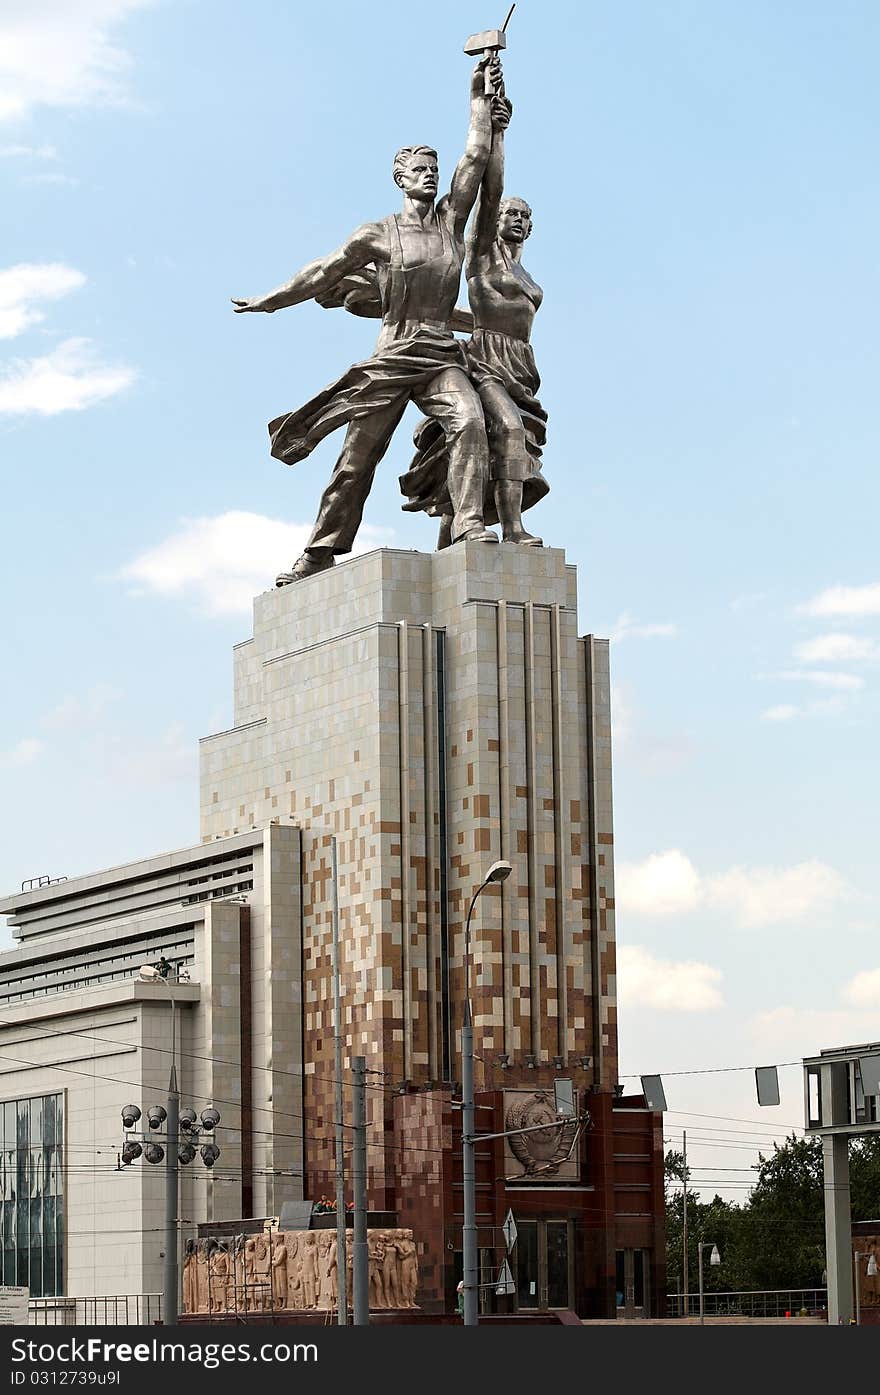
[233,55,505,585]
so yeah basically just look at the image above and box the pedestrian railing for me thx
[666,1288,827,1319]
[29,1295,163,1326]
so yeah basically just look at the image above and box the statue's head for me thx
[497,197,532,244]
[393,146,439,199]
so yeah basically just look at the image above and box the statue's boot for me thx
[436,515,454,550]
[495,481,542,546]
[276,549,335,587]
[456,526,499,544]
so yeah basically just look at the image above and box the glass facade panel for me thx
[516,1222,539,1308]
[546,1222,569,1308]
[0,1094,63,1296]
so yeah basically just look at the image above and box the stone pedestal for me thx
[199,544,617,1206]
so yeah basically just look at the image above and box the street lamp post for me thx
[697,1242,721,1324]
[461,859,512,1328]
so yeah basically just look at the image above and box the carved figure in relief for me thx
[321,1233,339,1309]
[368,1233,388,1309]
[232,56,506,585]
[393,1230,419,1308]
[286,1233,303,1309]
[182,1240,197,1314]
[209,1243,231,1313]
[380,1228,402,1308]
[271,1235,288,1310]
[301,1232,319,1308]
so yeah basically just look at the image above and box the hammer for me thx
[464,3,515,96]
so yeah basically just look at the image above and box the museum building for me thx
[0,545,665,1319]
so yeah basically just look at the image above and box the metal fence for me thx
[666,1288,827,1319]
[29,1295,163,1326]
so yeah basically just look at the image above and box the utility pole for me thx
[331,835,349,1325]
[682,1130,689,1318]
[164,1062,180,1324]
[352,1056,369,1324]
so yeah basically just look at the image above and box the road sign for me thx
[502,1208,517,1253]
[0,1287,29,1325]
[495,1258,515,1296]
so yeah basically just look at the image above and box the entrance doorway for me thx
[615,1248,650,1318]
[515,1219,574,1310]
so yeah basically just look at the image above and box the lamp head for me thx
[143,1142,165,1165]
[121,1141,142,1165]
[868,1254,879,1277]
[147,1105,167,1130]
[138,964,160,982]
[178,1143,197,1165]
[200,1107,221,1131]
[179,1108,198,1132]
[485,860,512,885]
[121,1104,141,1130]
[709,1245,721,1266]
[200,1142,220,1168]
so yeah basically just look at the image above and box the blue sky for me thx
[1,0,879,1202]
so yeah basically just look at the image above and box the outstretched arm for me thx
[232,222,386,313]
[444,56,498,235]
[469,95,511,260]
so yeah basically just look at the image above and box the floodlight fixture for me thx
[200,1107,221,1131]
[144,1143,165,1165]
[178,1143,197,1165]
[121,1104,141,1129]
[121,1142,142,1165]
[200,1142,220,1167]
[147,1105,167,1130]
[640,1075,668,1112]
[755,1065,781,1107]
[179,1108,198,1132]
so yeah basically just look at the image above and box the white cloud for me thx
[779,669,864,691]
[22,172,80,188]
[42,684,123,731]
[0,262,86,339]
[610,610,678,642]
[799,583,880,618]
[750,1005,880,1057]
[617,945,723,1013]
[617,849,849,928]
[616,850,702,916]
[793,633,878,664]
[0,337,135,414]
[119,511,396,617]
[761,704,799,722]
[0,144,57,158]
[0,0,153,122]
[105,722,195,788]
[845,969,880,1008]
[0,737,46,769]
[707,861,848,928]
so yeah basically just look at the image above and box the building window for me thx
[0,1093,64,1296]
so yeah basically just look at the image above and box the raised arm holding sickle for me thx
[232,54,505,585]
[400,77,549,545]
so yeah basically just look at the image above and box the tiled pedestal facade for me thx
[200,545,660,1315]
